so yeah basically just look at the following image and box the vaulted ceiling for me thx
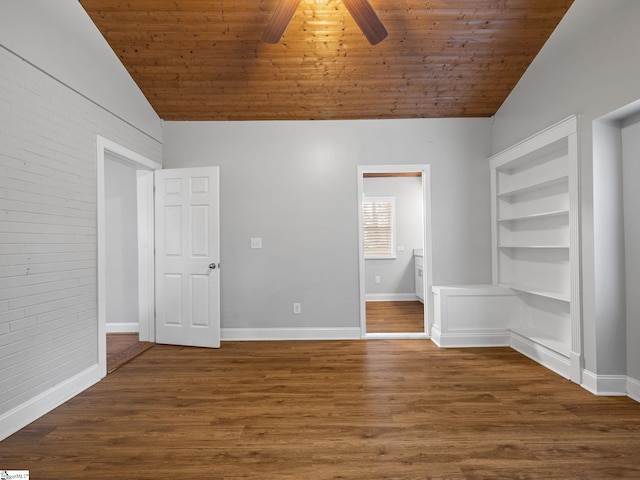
[79,0,573,121]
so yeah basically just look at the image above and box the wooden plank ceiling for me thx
[79,0,573,121]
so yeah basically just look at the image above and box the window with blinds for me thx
[362,197,396,259]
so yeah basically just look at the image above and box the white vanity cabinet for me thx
[414,250,424,302]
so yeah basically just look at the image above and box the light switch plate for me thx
[250,237,262,249]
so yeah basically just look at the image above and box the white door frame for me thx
[96,136,161,377]
[357,165,434,339]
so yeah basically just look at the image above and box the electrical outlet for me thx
[293,303,302,314]
[375,275,381,284]
[250,237,262,249]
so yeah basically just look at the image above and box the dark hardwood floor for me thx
[107,333,154,374]
[2,340,640,479]
[366,300,424,333]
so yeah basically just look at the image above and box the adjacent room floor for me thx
[2,340,639,479]
[366,300,424,333]
[106,333,154,374]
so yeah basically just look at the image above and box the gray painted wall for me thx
[592,119,627,377]
[105,154,139,330]
[0,0,162,142]
[622,119,640,383]
[163,119,492,331]
[492,0,640,380]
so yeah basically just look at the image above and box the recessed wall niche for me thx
[593,100,640,396]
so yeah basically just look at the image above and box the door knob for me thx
[209,263,218,269]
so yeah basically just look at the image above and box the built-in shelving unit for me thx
[490,116,581,382]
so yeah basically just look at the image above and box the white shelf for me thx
[510,326,571,358]
[498,245,569,249]
[490,116,579,383]
[497,209,569,223]
[499,282,570,303]
[497,174,568,198]
[491,135,569,171]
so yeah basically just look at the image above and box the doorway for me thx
[357,165,433,338]
[592,100,640,394]
[97,136,161,378]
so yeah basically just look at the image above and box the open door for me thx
[154,167,221,348]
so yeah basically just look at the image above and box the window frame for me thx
[362,196,396,260]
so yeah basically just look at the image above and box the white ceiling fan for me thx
[262,0,388,45]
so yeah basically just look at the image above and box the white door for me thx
[154,167,220,348]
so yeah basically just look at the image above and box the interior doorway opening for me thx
[592,99,640,391]
[97,136,161,378]
[357,165,433,339]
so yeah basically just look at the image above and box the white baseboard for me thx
[0,364,102,441]
[365,293,420,302]
[221,327,361,341]
[106,322,139,333]
[430,324,443,347]
[510,331,571,379]
[431,328,510,348]
[581,369,628,396]
[627,377,640,403]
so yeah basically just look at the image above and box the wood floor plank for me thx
[106,333,154,373]
[366,300,424,333]
[2,340,640,479]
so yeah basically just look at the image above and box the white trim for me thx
[365,293,420,302]
[221,327,361,341]
[97,136,161,378]
[567,125,582,385]
[430,324,443,346]
[432,329,510,348]
[98,136,163,171]
[97,139,107,378]
[136,170,156,342]
[510,331,571,379]
[432,284,518,296]
[106,323,140,333]
[357,165,433,338]
[627,377,640,403]
[363,332,430,340]
[422,168,434,335]
[490,169,498,284]
[580,370,628,396]
[488,116,577,169]
[0,365,101,441]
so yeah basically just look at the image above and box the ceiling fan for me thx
[262,0,388,45]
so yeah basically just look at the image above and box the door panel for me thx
[155,167,220,348]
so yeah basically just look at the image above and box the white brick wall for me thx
[0,46,162,422]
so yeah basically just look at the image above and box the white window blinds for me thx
[363,197,395,258]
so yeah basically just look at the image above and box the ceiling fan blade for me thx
[262,0,302,43]
[342,0,388,45]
